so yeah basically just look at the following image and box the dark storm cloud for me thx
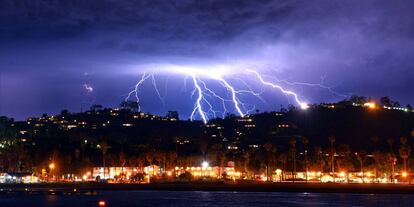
[1,0,301,56]
[1,0,414,119]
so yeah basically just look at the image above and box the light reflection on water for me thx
[0,191,413,207]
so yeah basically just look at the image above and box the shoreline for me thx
[2,182,414,194]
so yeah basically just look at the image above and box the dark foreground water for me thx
[1,191,414,207]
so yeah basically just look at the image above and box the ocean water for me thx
[1,191,414,207]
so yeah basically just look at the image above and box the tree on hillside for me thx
[90,104,103,112]
[120,101,139,112]
[60,109,69,117]
[349,96,367,105]
[166,111,179,120]
[380,97,390,106]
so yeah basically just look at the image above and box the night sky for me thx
[1,0,414,120]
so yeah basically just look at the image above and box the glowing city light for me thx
[49,163,55,170]
[275,169,282,175]
[363,102,376,109]
[98,200,106,206]
[201,161,209,169]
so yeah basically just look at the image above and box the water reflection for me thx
[0,191,413,207]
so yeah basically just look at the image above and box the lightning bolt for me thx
[265,73,348,98]
[198,80,229,118]
[126,72,166,112]
[246,69,309,110]
[190,75,208,123]
[217,78,245,117]
[150,74,166,106]
[125,72,150,112]
[83,84,94,93]
[125,64,347,123]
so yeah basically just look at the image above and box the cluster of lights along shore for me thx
[1,96,413,185]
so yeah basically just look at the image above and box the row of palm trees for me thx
[95,133,413,182]
[283,132,414,182]
[2,128,413,182]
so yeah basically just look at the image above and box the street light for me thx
[49,163,55,170]
[202,161,209,169]
[98,201,106,207]
[201,161,209,177]
[49,163,55,182]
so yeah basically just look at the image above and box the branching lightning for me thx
[125,64,345,124]
[190,75,208,123]
[246,69,309,110]
[217,78,245,118]
[125,72,150,112]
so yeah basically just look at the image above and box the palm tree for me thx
[328,136,336,182]
[168,151,178,176]
[145,150,154,175]
[387,153,397,182]
[99,140,109,179]
[200,139,209,161]
[119,151,127,172]
[263,143,275,182]
[337,144,352,183]
[371,136,379,152]
[312,145,325,182]
[356,151,367,183]
[399,136,411,173]
[211,143,225,178]
[372,151,384,183]
[154,150,166,174]
[278,153,288,181]
[289,138,297,182]
[370,136,380,182]
[387,138,395,154]
[246,148,262,180]
[301,137,309,182]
